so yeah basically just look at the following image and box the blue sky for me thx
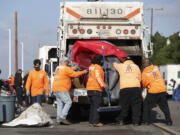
[0,0,180,79]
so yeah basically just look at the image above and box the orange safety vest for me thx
[10,76,15,86]
[86,64,106,92]
[52,64,85,92]
[113,60,141,90]
[25,69,49,97]
[142,65,166,93]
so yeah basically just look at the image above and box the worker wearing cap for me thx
[52,57,87,125]
[26,59,49,105]
[113,57,142,126]
[86,54,106,127]
[142,58,172,125]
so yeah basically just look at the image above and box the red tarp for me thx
[72,41,127,69]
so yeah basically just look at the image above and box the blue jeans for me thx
[32,95,42,105]
[54,92,72,121]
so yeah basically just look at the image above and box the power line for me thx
[144,8,163,37]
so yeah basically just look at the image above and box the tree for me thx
[151,32,166,55]
[150,32,180,65]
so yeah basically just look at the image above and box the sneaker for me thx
[117,120,125,126]
[141,122,150,125]
[88,124,94,127]
[55,121,60,126]
[166,121,172,126]
[60,118,71,125]
[93,123,103,127]
[133,123,140,126]
[56,117,61,123]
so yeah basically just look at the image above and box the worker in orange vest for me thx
[142,58,172,126]
[52,57,87,125]
[113,57,142,126]
[86,54,106,127]
[9,75,15,92]
[26,59,49,105]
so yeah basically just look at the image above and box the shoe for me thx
[133,123,140,126]
[55,121,60,126]
[60,118,71,125]
[88,124,94,127]
[93,123,103,127]
[166,121,172,126]
[56,117,61,123]
[118,121,125,126]
[141,122,150,125]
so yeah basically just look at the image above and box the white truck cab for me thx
[159,64,180,96]
[39,46,58,99]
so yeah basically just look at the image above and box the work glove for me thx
[26,91,30,96]
[84,69,88,74]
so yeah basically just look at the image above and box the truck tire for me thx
[67,103,81,121]
[67,103,89,121]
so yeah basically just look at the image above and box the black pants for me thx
[118,87,142,124]
[143,92,172,123]
[23,86,31,106]
[15,86,23,105]
[88,91,102,124]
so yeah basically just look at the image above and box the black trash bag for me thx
[106,56,121,102]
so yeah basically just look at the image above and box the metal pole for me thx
[144,8,163,37]
[150,8,153,37]
[14,11,18,73]
[8,28,11,77]
[21,42,24,77]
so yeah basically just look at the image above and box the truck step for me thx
[97,106,121,112]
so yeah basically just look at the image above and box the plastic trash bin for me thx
[0,95,15,122]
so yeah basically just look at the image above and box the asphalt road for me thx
[0,100,180,135]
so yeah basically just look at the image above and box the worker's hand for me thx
[26,91,30,96]
[13,91,16,96]
[74,67,81,71]
[84,69,88,74]
[104,86,109,91]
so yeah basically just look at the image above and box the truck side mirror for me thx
[45,64,51,76]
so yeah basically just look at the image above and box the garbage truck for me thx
[56,1,152,112]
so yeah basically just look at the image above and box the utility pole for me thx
[144,8,163,37]
[14,11,18,73]
[150,8,153,37]
[21,42,24,77]
[8,28,11,77]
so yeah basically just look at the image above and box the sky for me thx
[0,0,180,79]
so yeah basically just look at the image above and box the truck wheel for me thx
[67,103,89,121]
[67,103,81,121]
